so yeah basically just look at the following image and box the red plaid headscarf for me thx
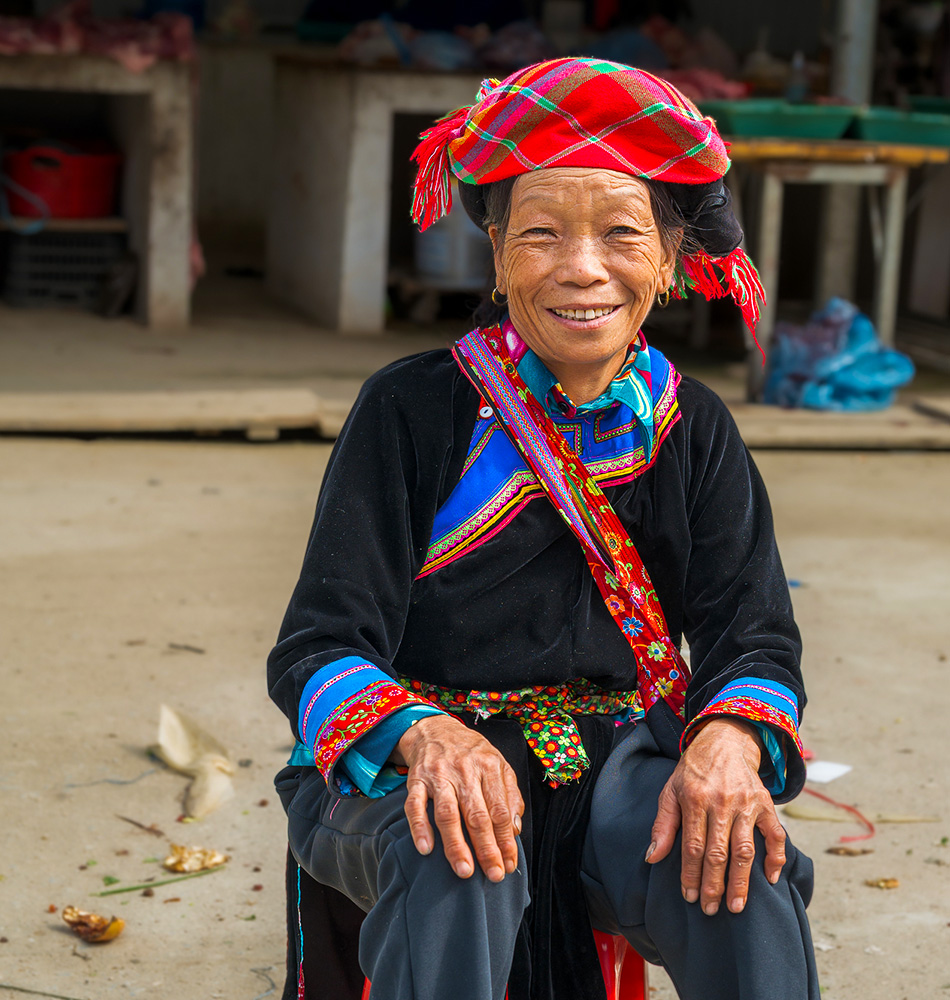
[411,57,765,343]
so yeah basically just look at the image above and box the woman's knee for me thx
[385,820,530,913]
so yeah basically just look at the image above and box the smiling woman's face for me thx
[490,167,678,402]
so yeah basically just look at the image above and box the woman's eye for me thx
[609,226,639,236]
[523,227,555,236]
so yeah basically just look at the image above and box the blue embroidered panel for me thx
[419,346,675,578]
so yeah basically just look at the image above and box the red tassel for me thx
[723,248,767,363]
[410,105,471,231]
[671,249,767,363]
[674,252,726,303]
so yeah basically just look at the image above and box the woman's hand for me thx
[645,718,786,915]
[392,715,525,883]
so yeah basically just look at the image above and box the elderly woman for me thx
[269,58,819,1000]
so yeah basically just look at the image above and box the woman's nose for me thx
[553,237,610,286]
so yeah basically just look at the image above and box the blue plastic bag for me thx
[763,298,915,411]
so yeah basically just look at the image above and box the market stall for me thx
[0,3,194,328]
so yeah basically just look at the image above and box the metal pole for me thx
[815,0,880,316]
[830,0,878,103]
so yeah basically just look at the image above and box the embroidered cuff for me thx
[339,704,445,798]
[297,657,438,793]
[680,678,802,796]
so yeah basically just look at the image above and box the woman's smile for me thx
[549,304,620,326]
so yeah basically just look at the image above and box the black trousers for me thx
[281,723,819,1000]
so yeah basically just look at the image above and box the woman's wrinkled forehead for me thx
[509,169,654,220]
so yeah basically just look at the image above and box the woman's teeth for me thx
[552,306,615,320]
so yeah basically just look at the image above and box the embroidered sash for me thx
[452,325,691,734]
[400,677,642,786]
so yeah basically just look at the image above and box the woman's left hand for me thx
[645,717,786,916]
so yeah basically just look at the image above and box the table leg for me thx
[748,168,783,402]
[872,167,908,347]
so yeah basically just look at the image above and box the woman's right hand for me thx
[392,715,524,883]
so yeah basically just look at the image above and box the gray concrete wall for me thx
[195,42,275,242]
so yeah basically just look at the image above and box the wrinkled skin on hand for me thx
[645,717,786,915]
[392,715,525,883]
[394,713,783,914]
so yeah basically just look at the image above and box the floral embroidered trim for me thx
[309,680,436,785]
[300,662,376,748]
[680,694,803,758]
[402,676,642,786]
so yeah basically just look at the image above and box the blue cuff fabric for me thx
[726,677,798,796]
[296,656,392,754]
[338,704,445,797]
[749,721,787,796]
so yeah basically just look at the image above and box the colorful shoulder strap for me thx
[453,326,691,736]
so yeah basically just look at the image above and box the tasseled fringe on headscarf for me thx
[410,105,471,231]
[672,248,767,362]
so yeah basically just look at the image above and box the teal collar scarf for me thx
[511,326,658,463]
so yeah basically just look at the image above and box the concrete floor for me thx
[0,437,948,1000]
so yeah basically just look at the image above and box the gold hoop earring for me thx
[656,289,670,308]
[491,287,507,306]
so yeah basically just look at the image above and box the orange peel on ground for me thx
[62,905,125,942]
[163,843,230,873]
[864,877,900,890]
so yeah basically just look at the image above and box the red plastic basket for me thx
[2,141,122,219]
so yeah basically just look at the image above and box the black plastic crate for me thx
[0,230,128,310]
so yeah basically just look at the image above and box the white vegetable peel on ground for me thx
[152,704,235,819]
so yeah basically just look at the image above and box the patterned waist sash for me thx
[401,676,642,786]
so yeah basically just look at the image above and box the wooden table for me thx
[727,138,950,400]
[267,58,484,333]
[0,54,193,329]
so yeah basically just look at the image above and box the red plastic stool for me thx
[361,931,647,1000]
[593,930,648,1000]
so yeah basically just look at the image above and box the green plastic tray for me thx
[697,99,784,136]
[697,100,854,139]
[849,107,950,146]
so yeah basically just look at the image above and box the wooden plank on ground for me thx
[913,395,950,424]
[731,402,950,450]
[2,390,947,448]
[0,388,350,438]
